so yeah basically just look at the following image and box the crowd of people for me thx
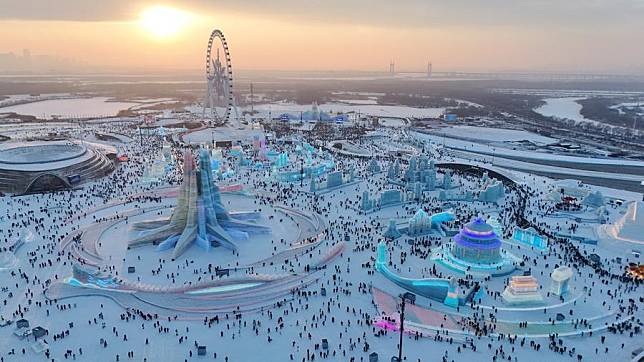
[0,124,641,361]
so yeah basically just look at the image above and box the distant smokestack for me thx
[250,82,254,114]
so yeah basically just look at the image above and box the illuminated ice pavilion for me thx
[451,217,502,264]
[431,216,519,277]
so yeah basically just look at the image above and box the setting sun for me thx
[138,5,191,39]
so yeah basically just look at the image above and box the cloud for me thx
[1,0,643,30]
[0,0,136,21]
[188,0,644,29]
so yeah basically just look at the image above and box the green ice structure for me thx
[129,149,269,258]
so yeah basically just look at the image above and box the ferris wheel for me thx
[203,29,238,125]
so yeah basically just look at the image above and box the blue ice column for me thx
[376,242,387,271]
[198,149,237,251]
[195,199,211,251]
[443,278,460,308]
[156,234,180,251]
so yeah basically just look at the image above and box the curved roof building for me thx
[451,217,502,264]
[0,141,115,194]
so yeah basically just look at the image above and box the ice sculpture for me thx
[129,149,269,258]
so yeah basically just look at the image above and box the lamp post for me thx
[396,292,416,362]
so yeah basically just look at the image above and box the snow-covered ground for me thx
[183,127,265,144]
[609,101,644,116]
[496,88,644,97]
[439,125,556,144]
[0,93,71,108]
[334,99,379,105]
[0,117,641,362]
[130,101,179,111]
[447,147,642,183]
[413,130,644,166]
[378,117,407,127]
[251,101,445,118]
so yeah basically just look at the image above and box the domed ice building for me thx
[451,217,502,264]
[432,216,519,277]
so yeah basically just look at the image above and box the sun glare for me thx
[139,5,191,39]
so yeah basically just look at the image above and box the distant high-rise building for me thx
[250,82,254,114]
[22,49,31,69]
[389,60,395,75]
[427,61,432,78]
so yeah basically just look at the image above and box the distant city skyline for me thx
[0,49,91,73]
[1,1,644,75]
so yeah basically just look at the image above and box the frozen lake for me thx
[534,97,598,125]
[0,97,138,119]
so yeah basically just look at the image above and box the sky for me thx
[1,0,644,74]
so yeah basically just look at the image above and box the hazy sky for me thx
[1,0,643,74]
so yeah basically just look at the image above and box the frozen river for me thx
[0,97,137,119]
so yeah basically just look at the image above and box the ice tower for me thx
[129,149,269,258]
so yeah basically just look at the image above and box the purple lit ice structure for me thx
[451,217,502,264]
